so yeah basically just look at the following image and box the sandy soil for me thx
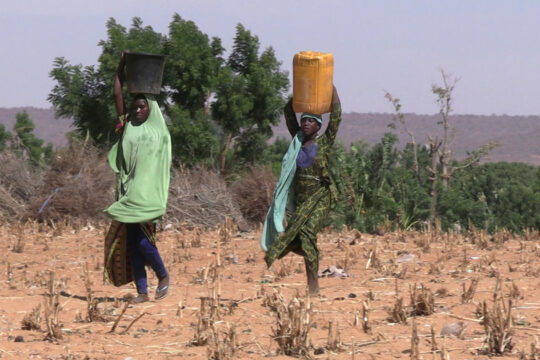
[1,222,539,359]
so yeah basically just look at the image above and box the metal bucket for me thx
[125,52,166,95]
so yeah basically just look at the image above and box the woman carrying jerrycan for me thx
[262,51,341,294]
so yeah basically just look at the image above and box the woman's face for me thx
[132,98,150,123]
[300,117,320,137]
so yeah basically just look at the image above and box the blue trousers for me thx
[126,223,167,294]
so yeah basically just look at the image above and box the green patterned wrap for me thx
[264,99,341,274]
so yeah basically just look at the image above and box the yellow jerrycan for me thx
[292,51,334,114]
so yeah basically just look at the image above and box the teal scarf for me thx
[104,96,172,223]
[261,131,304,251]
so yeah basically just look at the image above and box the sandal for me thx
[155,275,170,301]
[131,293,149,304]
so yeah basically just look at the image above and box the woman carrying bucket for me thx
[262,52,341,294]
[103,52,171,304]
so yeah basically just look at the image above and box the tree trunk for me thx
[219,132,233,174]
[428,139,441,231]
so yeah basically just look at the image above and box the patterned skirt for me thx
[104,221,156,286]
[264,186,330,274]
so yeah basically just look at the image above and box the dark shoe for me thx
[131,293,149,304]
[155,275,170,301]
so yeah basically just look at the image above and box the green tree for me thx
[12,111,53,164]
[48,17,166,145]
[165,14,223,115]
[48,16,288,170]
[449,162,540,232]
[0,124,10,152]
[212,24,289,172]
[164,14,222,167]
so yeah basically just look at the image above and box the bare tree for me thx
[385,92,419,179]
[432,70,498,189]
[431,70,457,188]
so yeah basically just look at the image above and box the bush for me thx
[0,153,42,221]
[27,138,114,225]
[167,166,247,229]
[230,166,276,225]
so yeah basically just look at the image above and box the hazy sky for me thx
[2,1,540,115]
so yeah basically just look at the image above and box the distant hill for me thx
[1,107,539,165]
[273,112,540,165]
[0,107,73,147]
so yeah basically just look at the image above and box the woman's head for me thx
[300,112,322,137]
[131,94,150,123]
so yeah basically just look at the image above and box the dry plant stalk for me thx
[337,247,358,272]
[461,278,479,304]
[413,233,430,253]
[121,311,147,334]
[12,224,25,253]
[263,288,282,312]
[109,300,131,333]
[271,293,313,357]
[192,227,202,248]
[493,276,502,301]
[481,299,514,354]
[365,246,382,270]
[326,320,342,352]
[508,281,521,300]
[82,262,107,322]
[411,318,419,360]
[7,262,13,283]
[21,304,42,330]
[207,322,238,360]
[440,335,448,360]
[362,300,371,334]
[276,258,295,278]
[409,283,435,316]
[176,300,183,318]
[193,297,219,346]
[387,297,407,324]
[218,216,237,245]
[430,325,438,352]
[44,271,62,340]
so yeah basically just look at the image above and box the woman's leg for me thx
[298,199,329,295]
[298,229,320,295]
[126,223,149,295]
[127,223,168,281]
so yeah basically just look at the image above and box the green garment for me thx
[261,130,303,252]
[104,96,171,223]
[264,100,341,274]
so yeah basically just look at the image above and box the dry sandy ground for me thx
[1,222,539,359]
